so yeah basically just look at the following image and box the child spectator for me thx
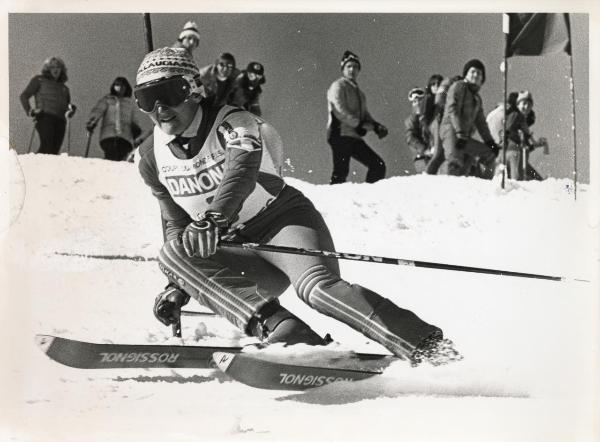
[20,56,76,154]
[227,62,265,116]
[172,21,200,57]
[198,53,240,107]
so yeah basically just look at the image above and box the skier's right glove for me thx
[153,284,190,326]
[182,211,229,258]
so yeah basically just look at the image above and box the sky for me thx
[6,12,591,183]
[1,149,597,440]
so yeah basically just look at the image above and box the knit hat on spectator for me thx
[340,51,361,70]
[136,47,199,85]
[517,90,533,105]
[247,62,264,76]
[462,58,486,84]
[179,21,200,41]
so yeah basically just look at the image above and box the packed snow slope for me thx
[1,150,599,442]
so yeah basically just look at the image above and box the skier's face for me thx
[113,82,125,96]
[148,98,199,135]
[342,61,360,81]
[517,99,532,116]
[464,67,484,87]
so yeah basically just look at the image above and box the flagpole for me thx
[501,14,509,189]
[568,52,578,200]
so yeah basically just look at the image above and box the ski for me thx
[213,351,399,391]
[35,334,242,369]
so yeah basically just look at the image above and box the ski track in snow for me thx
[1,150,598,442]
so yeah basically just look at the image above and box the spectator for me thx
[227,62,265,116]
[486,91,519,145]
[424,74,443,121]
[172,21,200,57]
[86,77,150,161]
[19,56,76,154]
[198,52,240,107]
[438,59,499,178]
[492,91,547,180]
[327,50,388,184]
[405,87,432,173]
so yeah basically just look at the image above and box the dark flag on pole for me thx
[505,13,571,57]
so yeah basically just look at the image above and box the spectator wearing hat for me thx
[86,77,151,161]
[494,91,546,180]
[172,21,200,56]
[198,52,240,107]
[438,59,499,178]
[326,50,388,184]
[227,62,266,116]
[19,56,76,155]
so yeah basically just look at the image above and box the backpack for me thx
[433,75,463,121]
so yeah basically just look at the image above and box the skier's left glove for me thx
[181,211,230,258]
[153,284,190,326]
[489,142,500,157]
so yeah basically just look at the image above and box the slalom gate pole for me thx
[84,130,92,158]
[65,117,71,155]
[501,14,509,189]
[27,123,36,153]
[219,241,563,281]
[568,48,578,200]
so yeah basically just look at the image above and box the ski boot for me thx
[248,300,329,346]
[409,330,463,367]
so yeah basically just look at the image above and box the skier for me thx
[86,77,150,161]
[172,21,200,57]
[198,52,240,107]
[227,61,266,116]
[437,59,500,178]
[20,56,77,154]
[134,47,457,365]
[326,50,388,184]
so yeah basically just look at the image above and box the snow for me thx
[1,148,598,441]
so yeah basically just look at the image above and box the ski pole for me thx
[27,123,36,153]
[84,130,92,158]
[172,319,182,338]
[65,117,71,155]
[219,241,564,281]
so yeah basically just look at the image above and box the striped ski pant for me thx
[157,190,441,358]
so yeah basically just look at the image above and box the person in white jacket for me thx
[326,51,388,184]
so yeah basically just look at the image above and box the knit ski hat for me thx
[136,47,200,85]
[179,21,200,41]
[462,58,486,84]
[340,50,361,70]
[517,90,533,105]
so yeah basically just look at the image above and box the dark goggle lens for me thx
[134,77,191,112]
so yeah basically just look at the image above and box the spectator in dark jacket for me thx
[227,62,265,116]
[326,50,388,184]
[86,77,150,161]
[438,59,499,178]
[198,53,240,107]
[20,56,76,154]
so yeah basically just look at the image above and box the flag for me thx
[504,13,571,57]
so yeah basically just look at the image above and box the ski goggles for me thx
[134,76,196,113]
[407,87,426,102]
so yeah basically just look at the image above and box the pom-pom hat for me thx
[517,90,533,105]
[179,21,200,41]
[340,50,361,70]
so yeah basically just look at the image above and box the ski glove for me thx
[153,284,190,326]
[86,120,96,132]
[455,138,467,150]
[374,123,389,139]
[29,108,42,119]
[181,211,230,258]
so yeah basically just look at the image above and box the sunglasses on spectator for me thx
[134,76,192,113]
[408,88,426,101]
